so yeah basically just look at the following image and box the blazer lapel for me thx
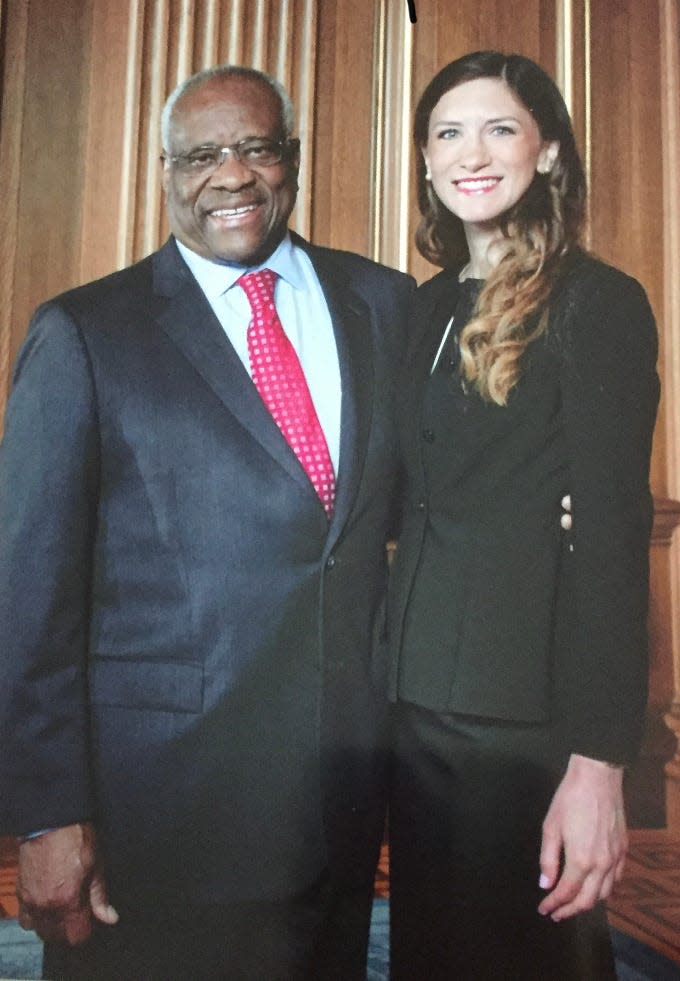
[413,270,462,381]
[152,239,316,497]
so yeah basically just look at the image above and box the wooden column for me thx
[658,0,680,832]
[626,501,680,827]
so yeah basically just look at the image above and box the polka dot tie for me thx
[238,268,336,517]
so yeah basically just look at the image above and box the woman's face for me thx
[423,77,558,233]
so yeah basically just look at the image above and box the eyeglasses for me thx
[165,137,299,176]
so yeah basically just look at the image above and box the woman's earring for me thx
[425,168,432,181]
[538,149,557,175]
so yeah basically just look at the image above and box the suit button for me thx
[326,554,336,569]
[422,429,435,443]
[416,501,426,513]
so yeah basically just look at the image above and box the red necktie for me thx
[238,268,336,517]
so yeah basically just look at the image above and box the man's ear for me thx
[160,155,172,193]
[290,139,301,176]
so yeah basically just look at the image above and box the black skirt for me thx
[388,700,617,981]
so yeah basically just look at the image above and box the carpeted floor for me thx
[1,901,679,980]
[0,919,42,981]
[607,829,680,965]
[2,830,679,979]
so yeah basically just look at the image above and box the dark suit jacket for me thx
[0,235,414,905]
[388,253,659,765]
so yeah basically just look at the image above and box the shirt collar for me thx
[175,234,307,302]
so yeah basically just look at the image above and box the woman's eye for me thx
[491,125,515,136]
[437,128,460,140]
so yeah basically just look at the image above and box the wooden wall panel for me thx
[661,0,680,506]
[0,0,28,427]
[310,0,378,255]
[588,0,667,493]
[630,502,680,827]
[657,0,680,831]
[0,0,93,421]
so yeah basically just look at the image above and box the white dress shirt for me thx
[176,236,342,474]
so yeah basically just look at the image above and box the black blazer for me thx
[0,236,414,904]
[388,254,659,764]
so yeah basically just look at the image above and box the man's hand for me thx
[17,822,119,945]
[537,754,627,921]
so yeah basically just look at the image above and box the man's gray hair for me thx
[161,65,295,150]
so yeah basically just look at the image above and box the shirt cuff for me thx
[17,828,58,843]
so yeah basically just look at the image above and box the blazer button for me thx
[326,554,337,570]
[416,501,426,513]
[422,428,435,443]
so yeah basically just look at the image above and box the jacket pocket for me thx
[89,657,203,713]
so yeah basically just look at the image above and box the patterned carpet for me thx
[607,829,680,965]
[0,839,18,921]
[2,830,679,978]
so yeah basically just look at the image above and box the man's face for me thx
[162,76,299,265]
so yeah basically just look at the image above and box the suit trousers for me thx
[388,700,617,981]
[42,872,374,981]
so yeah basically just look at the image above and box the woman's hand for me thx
[537,753,627,921]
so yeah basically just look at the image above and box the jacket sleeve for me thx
[0,303,99,834]
[554,264,660,764]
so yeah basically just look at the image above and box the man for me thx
[0,66,414,980]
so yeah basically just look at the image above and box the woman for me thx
[387,51,659,980]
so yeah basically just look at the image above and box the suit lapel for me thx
[301,241,375,540]
[152,239,316,496]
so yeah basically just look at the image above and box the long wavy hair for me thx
[414,51,587,404]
